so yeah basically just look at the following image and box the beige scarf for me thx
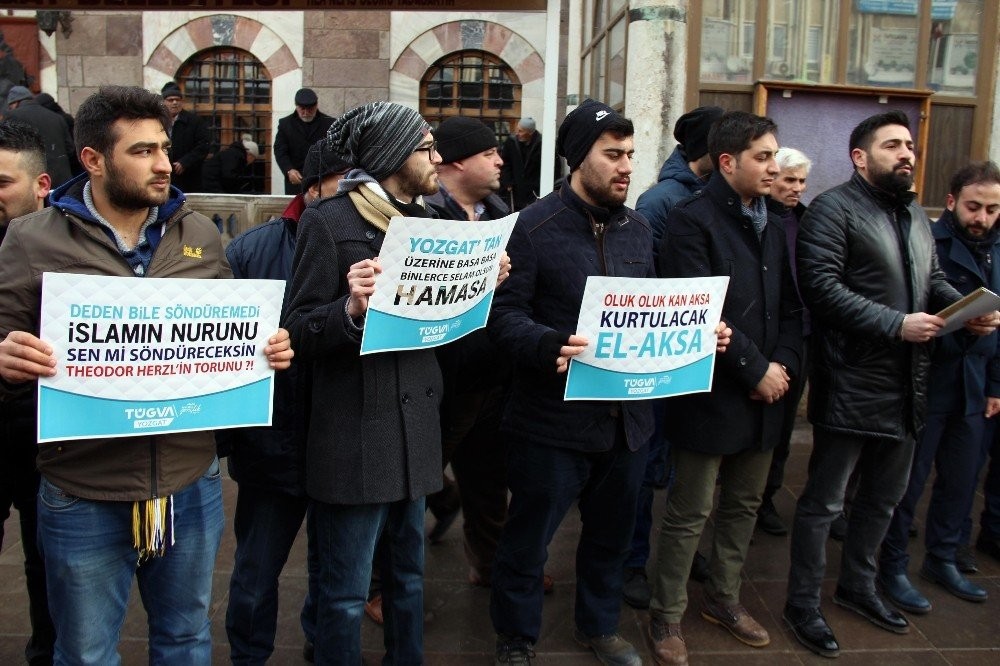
[348,183,402,233]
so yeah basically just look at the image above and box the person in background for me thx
[222,139,351,665]
[202,134,260,194]
[499,117,546,211]
[160,81,211,194]
[0,118,55,666]
[5,86,75,188]
[273,88,334,195]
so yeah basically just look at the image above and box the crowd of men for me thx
[1,84,1000,666]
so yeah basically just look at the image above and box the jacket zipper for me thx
[592,217,608,275]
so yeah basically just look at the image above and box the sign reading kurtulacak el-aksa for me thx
[565,275,730,401]
[360,214,516,354]
[37,273,284,442]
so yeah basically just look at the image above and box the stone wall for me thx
[305,11,391,116]
[56,12,144,113]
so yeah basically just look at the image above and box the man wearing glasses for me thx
[273,88,334,195]
[282,102,504,664]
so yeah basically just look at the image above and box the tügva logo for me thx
[125,406,176,429]
[624,378,656,395]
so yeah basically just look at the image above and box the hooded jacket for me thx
[636,147,708,253]
[0,174,228,500]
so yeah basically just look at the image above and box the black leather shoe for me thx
[877,572,931,614]
[976,534,1000,563]
[832,586,909,634]
[756,500,788,536]
[782,604,839,658]
[690,551,710,583]
[920,557,988,602]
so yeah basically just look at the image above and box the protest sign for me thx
[360,214,517,354]
[565,275,730,400]
[38,273,284,442]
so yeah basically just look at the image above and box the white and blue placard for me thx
[360,214,517,354]
[565,275,730,401]
[38,273,285,442]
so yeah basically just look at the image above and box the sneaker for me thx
[756,499,788,536]
[622,567,652,609]
[647,618,688,666]
[574,629,641,666]
[495,635,534,665]
[956,543,979,574]
[700,595,770,647]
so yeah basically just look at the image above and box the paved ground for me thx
[2,416,1000,664]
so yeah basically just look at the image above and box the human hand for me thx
[900,312,946,343]
[172,161,184,174]
[986,396,1000,419]
[288,169,303,185]
[555,334,588,374]
[263,328,294,370]
[346,258,381,319]
[750,361,790,403]
[496,251,511,287]
[0,331,56,383]
[964,310,1000,337]
[715,321,732,353]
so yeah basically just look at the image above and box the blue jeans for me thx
[37,458,224,666]
[226,485,317,664]
[881,412,984,572]
[490,432,646,642]
[312,498,425,665]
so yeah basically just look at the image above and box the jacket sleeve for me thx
[797,194,904,340]
[773,227,804,378]
[658,207,771,391]
[179,115,212,170]
[273,119,293,175]
[280,205,360,359]
[487,220,561,372]
[0,222,43,397]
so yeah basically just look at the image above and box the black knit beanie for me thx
[434,117,497,163]
[325,102,429,181]
[673,106,725,161]
[161,82,182,99]
[302,139,352,192]
[556,99,623,171]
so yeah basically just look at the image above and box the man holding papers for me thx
[879,161,1000,611]
[0,86,292,665]
[785,111,997,658]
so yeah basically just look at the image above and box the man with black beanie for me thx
[487,99,730,666]
[222,138,350,664]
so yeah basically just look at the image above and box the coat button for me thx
[766,312,772,320]
[762,264,768,271]
[401,393,410,404]
[739,356,747,366]
[366,230,376,240]
[426,387,434,397]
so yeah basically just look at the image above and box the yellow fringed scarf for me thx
[132,496,173,560]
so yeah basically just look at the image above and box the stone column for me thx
[625,0,690,206]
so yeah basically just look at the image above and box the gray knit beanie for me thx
[325,102,430,181]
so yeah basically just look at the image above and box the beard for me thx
[395,160,439,199]
[105,156,169,211]
[869,159,914,194]
[577,163,628,208]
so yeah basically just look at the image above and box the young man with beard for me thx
[487,99,730,666]
[273,88,335,195]
[784,111,998,658]
[0,118,55,666]
[281,102,453,665]
[0,85,293,664]
[877,161,1000,613]
[648,112,803,665]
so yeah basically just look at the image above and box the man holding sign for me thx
[0,86,293,664]
[486,100,730,666]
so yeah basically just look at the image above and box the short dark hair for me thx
[0,118,46,176]
[604,115,635,139]
[848,110,910,156]
[75,86,171,157]
[707,111,777,170]
[948,160,1000,199]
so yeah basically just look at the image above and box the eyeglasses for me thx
[412,141,438,159]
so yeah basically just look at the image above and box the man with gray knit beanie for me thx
[280,101,444,665]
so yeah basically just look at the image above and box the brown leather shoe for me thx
[700,596,770,647]
[364,593,384,625]
[647,618,688,666]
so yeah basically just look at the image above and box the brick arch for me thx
[390,20,544,108]
[145,14,298,87]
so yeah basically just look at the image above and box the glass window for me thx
[177,48,272,194]
[608,17,626,108]
[847,2,919,87]
[581,0,628,110]
[700,0,757,83]
[419,51,522,144]
[928,0,982,96]
[767,0,839,82]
